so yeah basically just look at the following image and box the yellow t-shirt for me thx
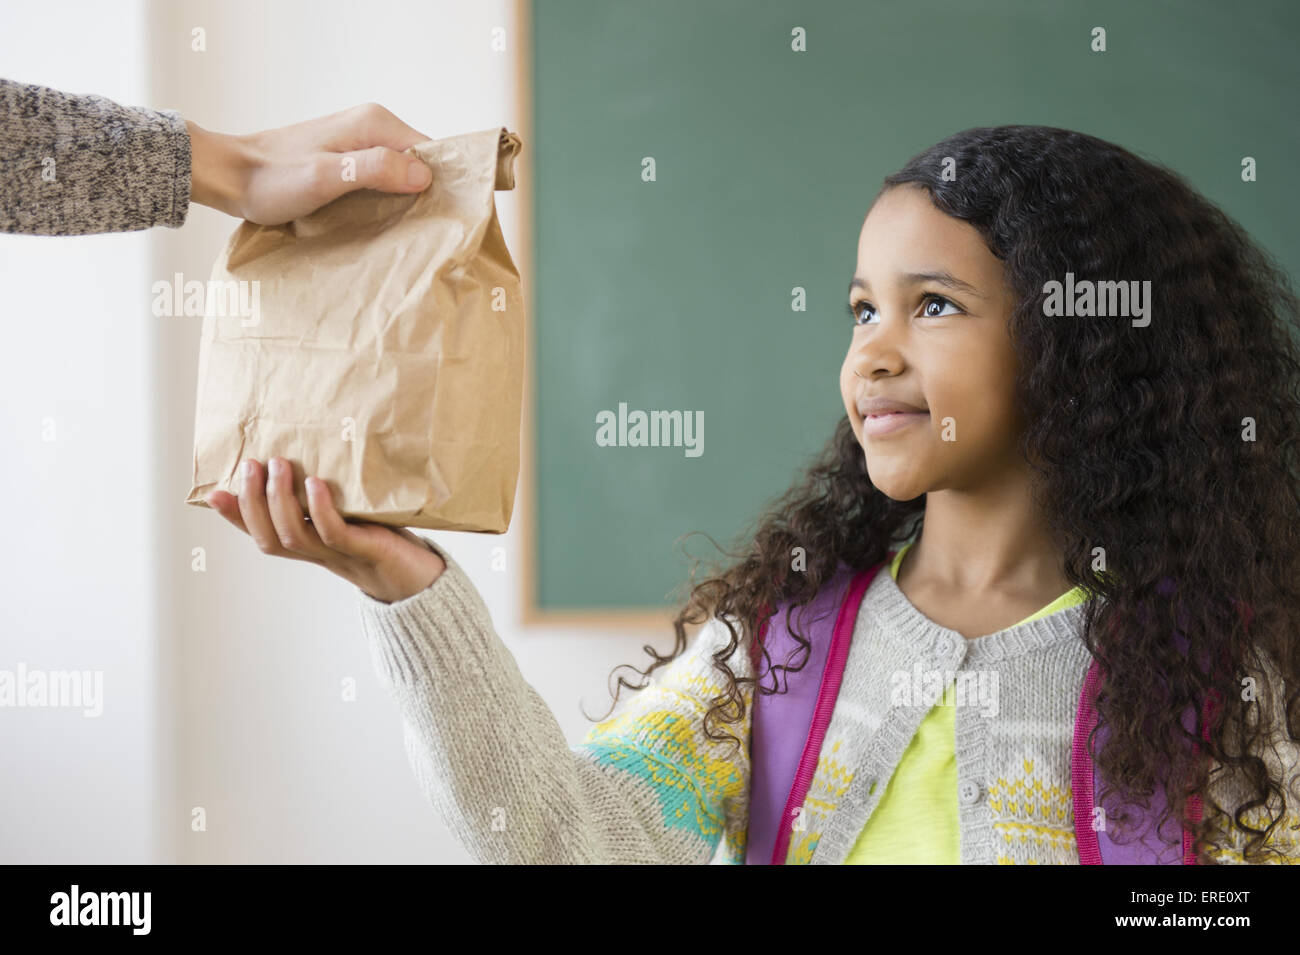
[842,541,1089,864]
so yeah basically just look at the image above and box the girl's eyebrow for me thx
[848,270,985,299]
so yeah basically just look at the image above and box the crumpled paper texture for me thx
[185,127,524,532]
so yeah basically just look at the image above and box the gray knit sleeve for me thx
[0,77,191,235]
[355,536,753,864]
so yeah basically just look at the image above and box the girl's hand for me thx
[205,456,446,604]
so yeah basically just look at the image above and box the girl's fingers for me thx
[304,474,378,561]
[206,490,249,535]
[236,459,305,561]
[264,456,338,562]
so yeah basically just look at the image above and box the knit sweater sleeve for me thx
[355,536,753,864]
[0,77,191,235]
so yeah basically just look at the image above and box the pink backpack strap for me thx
[1072,659,1219,865]
[745,557,889,864]
[1183,687,1223,862]
[768,564,879,864]
[1072,661,1105,864]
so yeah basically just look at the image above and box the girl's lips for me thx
[861,410,929,437]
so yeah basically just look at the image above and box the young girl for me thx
[208,125,1300,865]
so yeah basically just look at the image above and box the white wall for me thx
[1,0,666,863]
[0,0,156,863]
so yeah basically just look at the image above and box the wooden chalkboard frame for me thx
[514,0,685,633]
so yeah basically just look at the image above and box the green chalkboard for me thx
[528,0,1300,615]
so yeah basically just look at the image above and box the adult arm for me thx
[1,78,434,236]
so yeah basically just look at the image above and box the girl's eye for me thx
[846,300,877,325]
[845,294,960,326]
[921,295,960,318]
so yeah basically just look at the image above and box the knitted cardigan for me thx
[357,537,1300,864]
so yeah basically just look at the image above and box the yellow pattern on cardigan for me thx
[576,615,754,864]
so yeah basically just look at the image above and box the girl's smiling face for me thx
[840,183,1026,501]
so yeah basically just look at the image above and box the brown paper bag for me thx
[185,126,524,532]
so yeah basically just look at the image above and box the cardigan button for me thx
[958,780,983,805]
[933,635,953,657]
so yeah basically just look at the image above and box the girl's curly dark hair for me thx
[601,125,1300,864]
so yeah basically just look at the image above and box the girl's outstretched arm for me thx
[357,541,752,864]
[207,456,752,864]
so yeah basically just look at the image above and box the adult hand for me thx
[188,103,434,225]
[206,456,447,604]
